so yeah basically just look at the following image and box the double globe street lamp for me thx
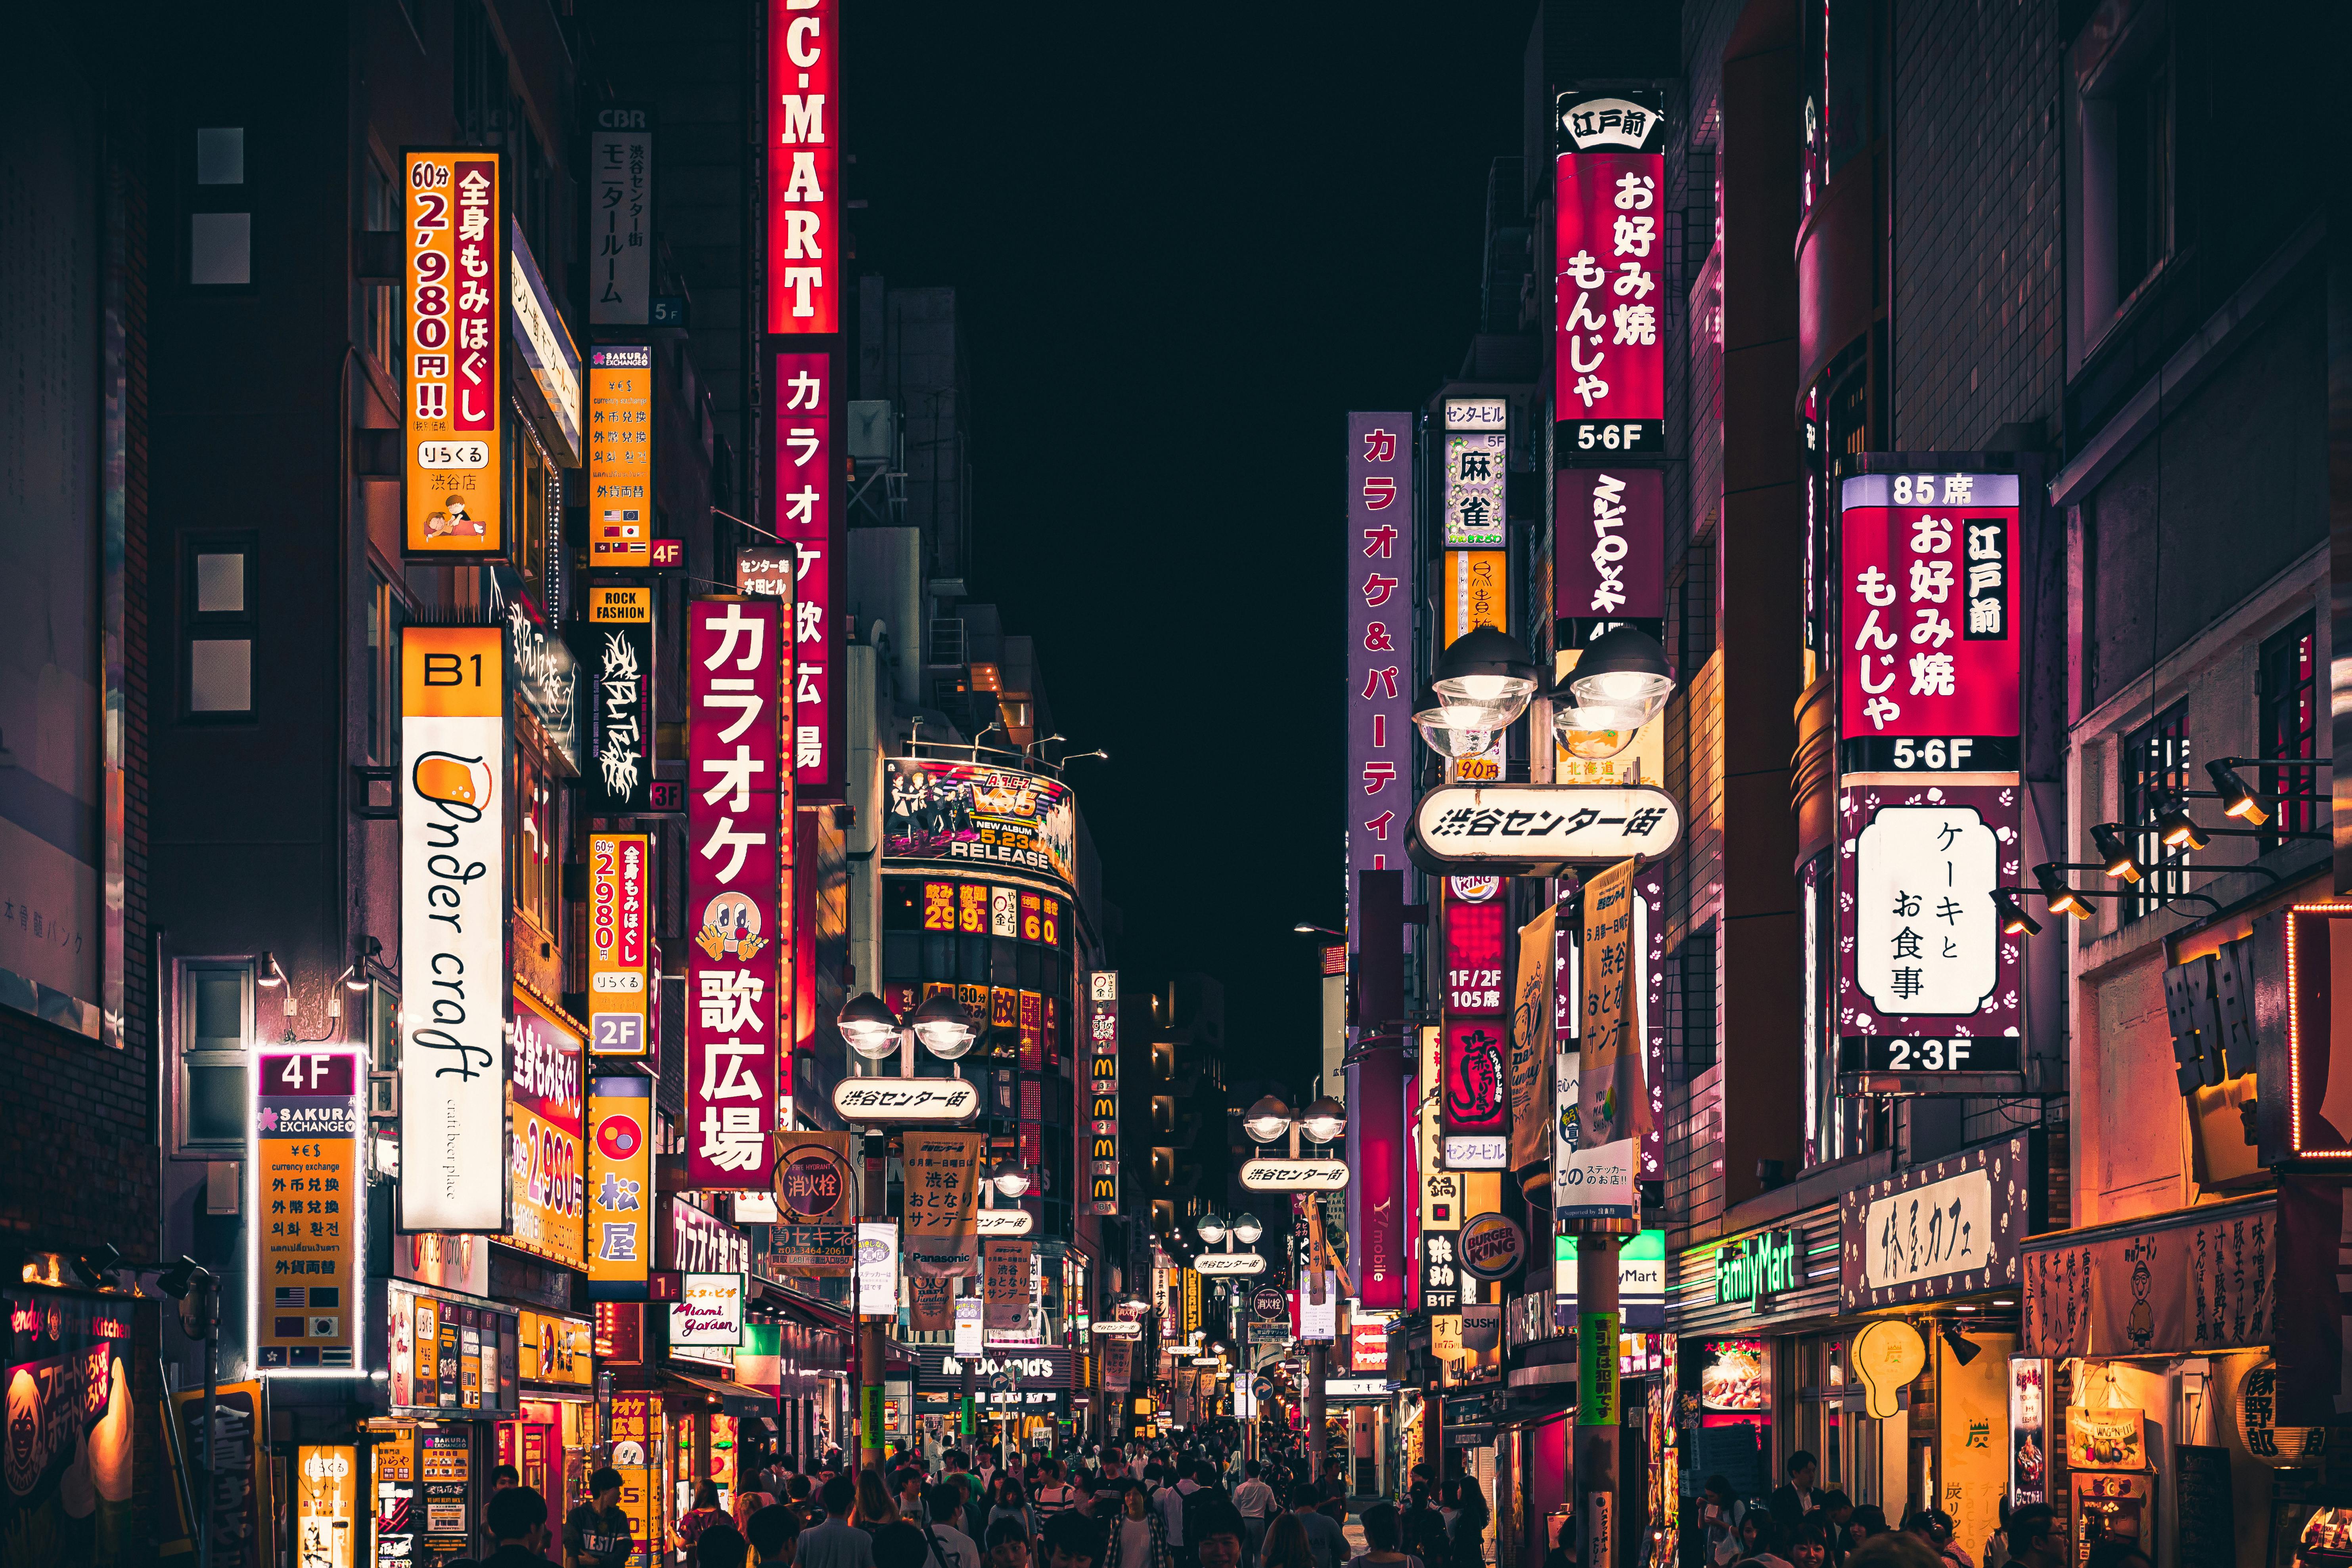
[837,988,979,1074]
[1413,623,1675,766]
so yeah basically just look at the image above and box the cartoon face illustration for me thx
[413,752,494,814]
[6,1367,40,1499]
[695,890,768,960]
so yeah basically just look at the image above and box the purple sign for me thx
[1555,467,1664,621]
[1348,412,1415,921]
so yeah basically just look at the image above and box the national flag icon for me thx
[274,1288,308,1308]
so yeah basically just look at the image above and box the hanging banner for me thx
[903,1130,985,1277]
[765,0,839,333]
[686,598,782,1189]
[398,626,508,1233]
[910,1276,954,1333]
[1349,1036,1406,1311]
[1579,860,1649,1148]
[586,1077,653,1298]
[586,347,655,567]
[1553,91,1666,455]
[984,1239,1031,1331]
[1089,971,1121,1215]
[1836,470,2021,772]
[1104,1335,1132,1392]
[1509,904,1557,1191]
[1346,412,1414,942]
[586,831,650,1057]
[254,1046,364,1369]
[402,151,504,553]
[507,991,585,1266]
[770,353,841,792]
[588,106,653,326]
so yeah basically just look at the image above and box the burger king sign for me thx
[1456,1213,1526,1282]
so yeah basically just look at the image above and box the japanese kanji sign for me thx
[686,598,783,1189]
[984,1238,1031,1332]
[1839,1132,2033,1311]
[586,1076,653,1297]
[902,1130,984,1277]
[1553,92,1666,455]
[771,352,842,791]
[1442,884,1509,1139]
[765,0,838,333]
[1555,467,1664,621]
[829,1076,982,1124]
[588,106,652,326]
[255,1047,362,1369]
[1443,429,1506,547]
[1837,471,2021,772]
[402,151,504,554]
[1420,1231,1463,1314]
[1837,785,2022,1082]
[508,990,585,1266]
[1348,412,1414,936]
[587,347,655,567]
[771,1130,856,1276]
[1412,783,1682,875]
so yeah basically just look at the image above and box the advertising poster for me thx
[1553,93,1666,452]
[883,759,1076,889]
[1346,412,1414,943]
[371,1430,414,1568]
[254,1046,363,1369]
[398,626,508,1233]
[518,1311,592,1387]
[586,832,650,1056]
[1350,1037,1406,1312]
[508,992,585,1265]
[772,1131,857,1275]
[402,151,503,553]
[4,1288,136,1563]
[765,0,839,333]
[587,106,653,326]
[902,1130,985,1277]
[294,1445,358,1568]
[769,352,841,792]
[1089,971,1120,1215]
[586,1076,653,1297]
[1578,859,1651,1149]
[582,592,654,818]
[586,346,655,567]
[984,1239,1030,1331]
[1939,1330,2015,1557]
[858,1224,900,1317]
[685,598,782,1188]
[909,1276,954,1333]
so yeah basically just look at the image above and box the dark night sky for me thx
[845,5,1534,1087]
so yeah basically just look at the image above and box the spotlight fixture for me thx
[256,952,285,987]
[2155,793,2210,851]
[68,1244,120,1291]
[1992,889,2042,938]
[1941,1322,1982,1367]
[2090,823,2145,882]
[2033,862,2093,921]
[2206,761,2270,826]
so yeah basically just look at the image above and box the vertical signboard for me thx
[771,354,841,793]
[902,1130,984,1277]
[1555,467,1666,625]
[587,1076,654,1298]
[398,626,508,1233]
[586,347,655,568]
[1553,92,1666,455]
[1441,883,1510,1139]
[584,586,653,815]
[1089,971,1120,1215]
[766,0,839,333]
[508,992,585,1265]
[254,1045,364,1370]
[1836,471,2021,772]
[588,107,653,326]
[686,599,783,1189]
[587,833,650,1057]
[402,151,504,554]
[1353,1038,1405,1311]
[1348,412,1414,938]
[1442,429,1507,548]
[295,1446,358,1568]
[985,1239,1030,1331]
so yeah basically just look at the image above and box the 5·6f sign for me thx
[399,628,509,1233]
[403,151,504,554]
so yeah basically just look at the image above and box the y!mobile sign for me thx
[1348,413,1413,929]
[399,628,509,1233]
[686,599,783,1189]
[766,0,838,333]
[1553,92,1666,456]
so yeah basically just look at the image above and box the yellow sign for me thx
[254,1045,363,1368]
[1854,1319,1927,1418]
[1940,1330,2014,1557]
[508,990,586,1265]
[1444,550,1507,646]
[519,1310,594,1387]
[587,346,655,567]
[1183,1267,1203,1336]
[588,584,653,622]
[1555,647,1665,785]
[586,1077,654,1290]
[295,1445,358,1568]
[587,833,650,1057]
[403,151,504,554]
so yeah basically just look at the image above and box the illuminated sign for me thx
[519,1310,593,1387]
[586,1077,653,1297]
[1555,467,1664,622]
[584,590,654,815]
[402,151,503,554]
[1090,970,1120,1215]
[1553,90,1666,455]
[770,352,839,791]
[1443,428,1506,548]
[1713,1229,1799,1308]
[670,1273,746,1348]
[765,0,839,333]
[1412,784,1683,876]
[1456,1214,1525,1282]
[1347,413,1413,915]
[588,106,653,326]
[1239,1159,1349,1192]
[508,991,585,1265]
[1193,1253,1266,1276]
[884,760,1077,888]
[587,347,655,567]
[397,626,508,1232]
[831,1077,981,1124]
[587,832,649,1055]
[508,220,580,466]
[254,1046,363,1372]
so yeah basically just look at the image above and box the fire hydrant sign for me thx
[255,1047,363,1369]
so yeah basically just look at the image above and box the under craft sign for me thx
[1410,784,1681,876]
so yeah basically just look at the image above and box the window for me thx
[177,961,253,1153]
[190,126,251,286]
[512,740,560,936]
[2072,15,2174,348]
[184,536,256,717]
[365,571,404,764]
[1669,927,1718,1076]
[2120,702,2191,922]
[2259,614,2320,851]
[362,156,398,374]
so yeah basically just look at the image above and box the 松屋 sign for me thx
[403,151,504,554]
[1412,784,1682,876]
[587,833,649,1057]
[398,627,508,1233]
[1714,1229,1800,1308]
[670,1273,745,1348]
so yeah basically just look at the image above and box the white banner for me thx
[856,1223,898,1315]
[1556,1138,1636,1223]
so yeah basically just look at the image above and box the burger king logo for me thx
[1456,1213,1526,1281]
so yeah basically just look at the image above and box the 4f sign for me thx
[766,0,839,333]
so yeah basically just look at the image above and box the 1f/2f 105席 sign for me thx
[1410,783,1682,876]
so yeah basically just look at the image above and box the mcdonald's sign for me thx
[1088,971,1120,1216]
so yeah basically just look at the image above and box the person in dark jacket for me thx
[482,1485,552,1568]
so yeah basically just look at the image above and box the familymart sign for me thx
[1713,1229,1798,1309]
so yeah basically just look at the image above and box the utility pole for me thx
[1574,1234,1623,1568]
[859,1130,888,1474]
[1304,1191,1329,1486]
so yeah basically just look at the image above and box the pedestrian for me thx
[855,1469,905,1532]
[1843,1506,1889,1561]
[1444,1478,1487,1568]
[1189,1503,1249,1568]
[676,1484,736,1562]
[483,1485,551,1568]
[1035,1459,1080,1524]
[898,1468,934,1527]
[748,1504,805,1568]
[1995,1508,2060,1568]
[874,1518,934,1568]
[1106,1482,1170,1568]
[1735,1509,1792,1568]
[565,1467,636,1568]
[1153,1465,1198,1568]
[701,1529,753,1568]
[1352,1502,1423,1568]
[1261,1515,1316,1568]
[739,1469,781,1532]
[986,1516,1035,1568]
[1843,1538,1940,1568]
[1231,1463,1276,1565]
[1040,1510,1110,1568]
[490,1464,521,1498]
[1768,1453,1820,1539]
[800,1476,880,1568]
[1789,1520,1832,1568]
[787,1475,824,1531]
[925,1483,984,1568]
[988,1473,1040,1547]
[1901,1510,1972,1568]
[1814,1493,1853,1564]
[1288,1490,1347,1568]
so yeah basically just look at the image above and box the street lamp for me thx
[836,990,978,1074]
[1196,1213,1228,1245]
[1299,1096,1347,1145]
[1230,1213,1264,1244]
[1241,1095,1294,1147]
[1431,628,1540,729]
[990,1161,1034,1200]
[1564,624,1676,729]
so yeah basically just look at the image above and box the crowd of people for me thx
[441,1434,1504,1568]
[1693,1451,2152,1568]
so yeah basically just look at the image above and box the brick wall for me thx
[1889,0,2065,448]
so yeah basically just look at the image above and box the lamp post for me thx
[1242,1094,1346,1482]
[159,1256,219,1568]
[837,989,979,1471]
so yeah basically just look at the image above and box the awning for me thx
[2022,1193,2277,1360]
[753,1277,855,1334]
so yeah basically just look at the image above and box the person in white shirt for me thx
[1155,1470,1200,1558]
[1229,1465,1276,1568]
[924,1484,983,1568]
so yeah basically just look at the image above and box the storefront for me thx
[3,1271,149,1565]
[502,1306,597,1522]
[915,1344,1072,1463]
[380,1277,525,1562]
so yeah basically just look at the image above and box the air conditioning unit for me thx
[847,399,893,463]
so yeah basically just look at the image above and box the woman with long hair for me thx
[853,1465,904,1532]
[1446,1476,1489,1568]
[673,1481,731,1561]
[987,1472,1039,1548]
[1262,1513,1319,1568]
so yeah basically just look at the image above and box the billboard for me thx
[586,833,650,1057]
[770,352,841,791]
[1348,413,1414,935]
[402,151,504,555]
[1553,92,1666,454]
[587,106,653,327]
[685,599,783,1189]
[1089,971,1120,1215]
[586,1077,653,1298]
[1555,467,1664,622]
[398,627,508,1233]
[508,991,585,1265]
[883,759,1076,889]
[254,1046,364,1371]
[1836,471,2021,773]
[765,0,839,333]
[1441,887,1509,1140]
[586,347,655,567]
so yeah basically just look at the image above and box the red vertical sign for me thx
[772,352,841,794]
[686,599,783,1189]
[1553,93,1667,453]
[1440,886,1510,1137]
[1347,413,1413,946]
[765,0,839,334]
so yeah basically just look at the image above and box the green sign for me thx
[1577,1309,1620,1425]
[862,1384,884,1438]
[958,1395,976,1436]
[1712,1227,1798,1308]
